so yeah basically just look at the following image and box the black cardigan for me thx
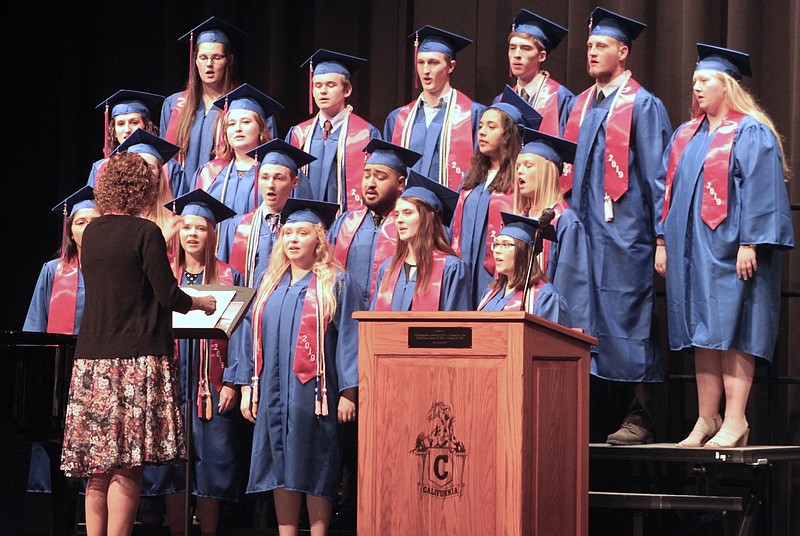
[75,215,193,358]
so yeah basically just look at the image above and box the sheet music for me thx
[173,288,236,329]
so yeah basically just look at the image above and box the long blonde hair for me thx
[214,109,271,160]
[143,163,176,234]
[692,71,790,178]
[259,223,343,320]
[513,153,563,215]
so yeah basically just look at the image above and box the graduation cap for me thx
[499,211,557,256]
[52,185,96,217]
[111,128,180,163]
[411,25,472,58]
[96,90,164,119]
[696,43,751,81]
[178,16,246,47]
[247,139,316,174]
[363,139,422,174]
[400,170,459,226]
[511,9,568,52]
[588,7,646,46]
[301,49,368,114]
[178,17,246,86]
[520,127,577,173]
[281,198,340,229]
[212,83,284,119]
[491,85,543,130]
[164,188,236,226]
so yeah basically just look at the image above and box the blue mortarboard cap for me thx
[411,25,472,59]
[164,188,236,226]
[491,85,543,129]
[212,83,284,118]
[696,44,751,81]
[281,198,340,229]
[588,7,646,46]
[247,139,317,174]
[363,139,422,174]
[400,170,459,226]
[52,186,96,217]
[96,89,165,118]
[512,9,568,52]
[499,212,557,256]
[520,127,577,173]
[301,49,368,78]
[178,16,245,47]
[111,129,180,163]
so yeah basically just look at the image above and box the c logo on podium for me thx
[411,401,467,499]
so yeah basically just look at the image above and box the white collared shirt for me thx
[419,90,452,127]
[595,71,627,103]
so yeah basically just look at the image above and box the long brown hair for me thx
[380,197,456,298]
[173,46,237,158]
[488,237,546,293]
[106,115,158,152]
[173,220,219,284]
[462,108,521,192]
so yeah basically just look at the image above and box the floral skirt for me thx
[61,355,186,478]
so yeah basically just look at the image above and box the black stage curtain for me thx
[3,1,798,531]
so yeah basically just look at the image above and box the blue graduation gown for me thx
[285,120,381,211]
[141,268,250,500]
[327,210,391,309]
[371,254,472,311]
[24,259,85,334]
[237,270,361,499]
[451,183,506,306]
[23,259,86,493]
[87,157,188,198]
[569,85,672,382]
[479,281,571,325]
[492,83,575,136]
[217,209,279,289]
[663,115,793,362]
[383,99,485,184]
[545,208,596,338]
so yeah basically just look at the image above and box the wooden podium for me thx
[355,311,596,536]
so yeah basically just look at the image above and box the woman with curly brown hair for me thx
[449,86,540,306]
[60,151,216,536]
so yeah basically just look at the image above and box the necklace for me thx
[185,271,202,285]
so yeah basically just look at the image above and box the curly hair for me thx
[94,152,159,216]
[461,108,521,192]
[106,114,159,152]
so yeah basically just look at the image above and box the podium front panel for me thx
[357,313,590,536]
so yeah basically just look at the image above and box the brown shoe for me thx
[606,422,654,445]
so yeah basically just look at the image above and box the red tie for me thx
[323,120,332,141]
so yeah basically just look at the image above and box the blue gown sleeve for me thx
[327,213,346,245]
[267,115,278,141]
[383,108,399,142]
[293,170,314,200]
[333,271,362,392]
[533,283,572,327]
[216,213,244,263]
[160,93,175,137]
[222,268,246,384]
[234,303,254,386]
[168,159,188,197]
[368,123,382,142]
[549,211,596,336]
[633,93,673,238]
[735,120,794,248]
[23,262,56,332]
[369,259,389,310]
[440,255,472,311]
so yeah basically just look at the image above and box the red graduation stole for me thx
[391,89,474,190]
[450,187,514,274]
[187,260,234,420]
[251,270,330,416]
[560,75,641,199]
[194,158,230,192]
[47,260,80,334]
[290,108,371,211]
[515,76,562,136]
[373,250,448,311]
[164,89,190,166]
[229,211,257,283]
[333,207,397,300]
[662,111,744,229]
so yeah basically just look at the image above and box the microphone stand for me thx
[520,208,555,312]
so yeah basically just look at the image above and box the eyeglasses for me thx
[490,240,516,252]
[196,54,227,64]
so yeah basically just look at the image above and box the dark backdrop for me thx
[3,1,799,533]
